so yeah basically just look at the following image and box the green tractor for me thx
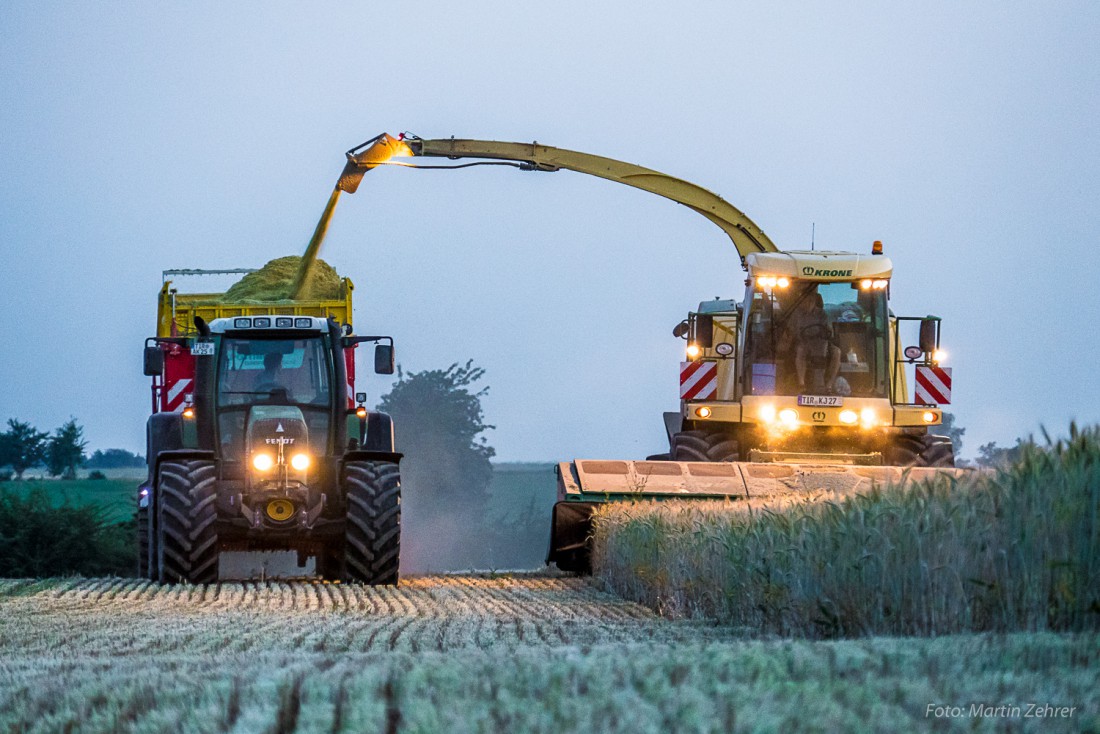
[139,282,401,585]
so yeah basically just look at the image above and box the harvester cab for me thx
[665,244,953,467]
[139,271,402,585]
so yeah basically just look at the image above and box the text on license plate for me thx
[798,395,843,407]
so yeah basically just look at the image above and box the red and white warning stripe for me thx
[164,378,193,412]
[680,361,718,400]
[915,365,952,405]
[344,349,357,408]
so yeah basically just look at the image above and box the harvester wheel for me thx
[885,434,924,466]
[344,461,401,585]
[671,429,740,462]
[156,460,219,584]
[917,434,955,467]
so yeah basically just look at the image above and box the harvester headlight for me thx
[779,409,798,426]
[252,453,274,472]
[355,406,368,419]
[923,411,938,423]
[686,344,701,359]
[759,404,777,423]
[756,275,783,290]
[872,279,888,290]
[860,408,877,427]
[695,406,712,418]
[860,279,873,290]
[839,409,859,425]
[932,349,946,363]
[182,406,195,419]
[290,453,311,471]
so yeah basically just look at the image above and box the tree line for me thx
[0,418,144,481]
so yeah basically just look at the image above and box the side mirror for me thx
[143,346,164,376]
[695,315,714,348]
[672,320,688,338]
[919,319,937,354]
[374,344,395,375]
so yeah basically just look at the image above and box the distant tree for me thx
[377,361,495,571]
[976,439,1029,468]
[0,419,49,480]
[86,448,145,469]
[938,412,965,457]
[45,419,87,480]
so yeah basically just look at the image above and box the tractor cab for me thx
[209,318,341,467]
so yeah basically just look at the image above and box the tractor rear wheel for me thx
[156,460,219,584]
[344,461,401,585]
[670,429,740,462]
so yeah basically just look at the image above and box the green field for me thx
[0,477,138,524]
[0,463,556,537]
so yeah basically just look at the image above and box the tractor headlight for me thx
[860,408,877,427]
[290,453,311,471]
[839,409,859,425]
[685,344,701,359]
[252,453,274,472]
[778,409,798,426]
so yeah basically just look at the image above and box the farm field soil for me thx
[0,574,1095,733]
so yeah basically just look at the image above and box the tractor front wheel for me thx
[156,460,219,584]
[344,461,401,585]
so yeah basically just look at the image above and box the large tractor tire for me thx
[137,504,150,579]
[886,434,956,468]
[670,429,740,462]
[156,460,219,584]
[916,434,955,467]
[344,461,401,585]
[885,434,924,467]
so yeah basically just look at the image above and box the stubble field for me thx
[0,574,1096,733]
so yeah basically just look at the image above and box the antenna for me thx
[811,222,815,251]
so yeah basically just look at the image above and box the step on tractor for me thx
[298,132,965,573]
[139,272,402,584]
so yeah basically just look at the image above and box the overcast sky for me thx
[1,2,1097,461]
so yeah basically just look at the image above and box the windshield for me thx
[216,337,333,460]
[744,280,889,397]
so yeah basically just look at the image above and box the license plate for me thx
[798,395,842,407]
[191,340,215,356]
